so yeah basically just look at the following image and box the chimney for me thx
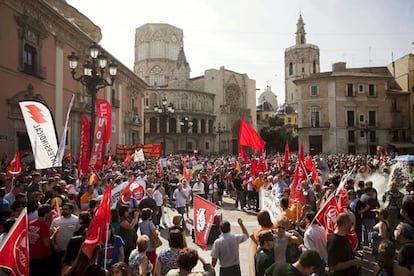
[332,62,346,72]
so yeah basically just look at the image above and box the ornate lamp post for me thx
[154,97,174,156]
[180,116,193,151]
[215,123,225,154]
[67,42,117,154]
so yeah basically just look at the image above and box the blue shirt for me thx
[99,235,125,269]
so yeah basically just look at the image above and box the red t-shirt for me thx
[29,219,51,259]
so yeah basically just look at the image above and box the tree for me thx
[260,115,298,153]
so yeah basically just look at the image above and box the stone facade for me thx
[284,14,320,110]
[136,24,256,155]
[0,0,146,164]
[295,62,411,155]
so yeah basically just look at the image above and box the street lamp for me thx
[154,97,174,156]
[215,123,225,154]
[68,42,118,154]
[180,117,193,151]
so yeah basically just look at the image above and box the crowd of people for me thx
[0,152,413,276]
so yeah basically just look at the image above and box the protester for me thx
[155,229,185,276]
[119,205,139,262]
[394,222,414,271]
[167,247,215,276]
[139,208,159,272]
[265,250,322,276]
[129,235,152,275]
[211,218,249,276]
[254,230,275,276]
[374,240,409,276]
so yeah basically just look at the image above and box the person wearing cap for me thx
[265,250,322,276]
[254,230,275,276]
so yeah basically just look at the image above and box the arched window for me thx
[192,119,198,134]
[201,119,206,134]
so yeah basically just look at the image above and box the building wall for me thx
[0,0,146,167]
[296,64,410,154]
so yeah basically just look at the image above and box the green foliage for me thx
[260,116,298,153]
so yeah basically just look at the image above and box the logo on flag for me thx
[193,195,216,249]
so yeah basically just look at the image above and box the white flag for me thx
[56,94,75,167]
[19,101,59,169]
[134,149,145,162]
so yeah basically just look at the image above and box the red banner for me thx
[0,208,29,276]
[115,144,162,158]
[96,99,111,144]
[89,116,107,171]
[78,115,90,177]
[193,195,217,250]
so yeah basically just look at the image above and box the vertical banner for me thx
[193,195,217,250]
[19,101,59,169]
[89,116,107,171]
[78,115,90,177]
[56,94,75,166]
[96,99,111,144]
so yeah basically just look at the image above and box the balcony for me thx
[125,111,142,126]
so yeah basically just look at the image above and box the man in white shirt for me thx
[173,182,189,229]
[192,178,205,198]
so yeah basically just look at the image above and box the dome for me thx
[256,101,274,111]
[277,104,296,115]
[258,85,277,109]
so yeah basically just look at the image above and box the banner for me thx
[56,94,75,167]
[89,116,107,171]
[0,208,29,276]
[133,149,145,162]
[7,149,22,177]
[115,144,162,158]
[193,195,216,250]
[78,115,90,177]
[96,99,111,144]
[239,118,266,152]
[259,189,282,222]
[82,181,112,259]
[19,101,59,169]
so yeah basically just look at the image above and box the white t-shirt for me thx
[192,182,205,195]
[50,214,79,251]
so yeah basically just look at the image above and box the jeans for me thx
[362,218,376,246]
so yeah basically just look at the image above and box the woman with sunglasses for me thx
[272,216,303,265]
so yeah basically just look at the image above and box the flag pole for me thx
[103,222,110,270]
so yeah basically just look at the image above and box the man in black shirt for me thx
[254,230,274,276]
[395,222,414,270]
[233,172,245,209]
[327,213,363,276]
[265,250,322,276]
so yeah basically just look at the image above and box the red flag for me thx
[239,146,248,164]
[239,118,266,152]
[96,99,111,144]
[7,149,22,177]
[82,181,113,259]
[311,165,320,184]
[193,195,217,250]
[183,162,190,182]
[123,152,132,167]
[276,152,282,170]
[289,164,306,205]
[52,199,61,221]
[78,115,90,177]
[284,140,289,165]
[299,142,304,163]
[106,155,113,169]
[315,195,339,236]
[0,208,29,276]
[119,178,145,205]
[305,156,313,172]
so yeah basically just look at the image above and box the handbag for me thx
[147,222,162,248]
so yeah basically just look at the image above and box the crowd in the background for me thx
[0,152,414,276]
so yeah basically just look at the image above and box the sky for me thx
[67,0,414,105]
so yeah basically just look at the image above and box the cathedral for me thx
[135,24,257,155]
